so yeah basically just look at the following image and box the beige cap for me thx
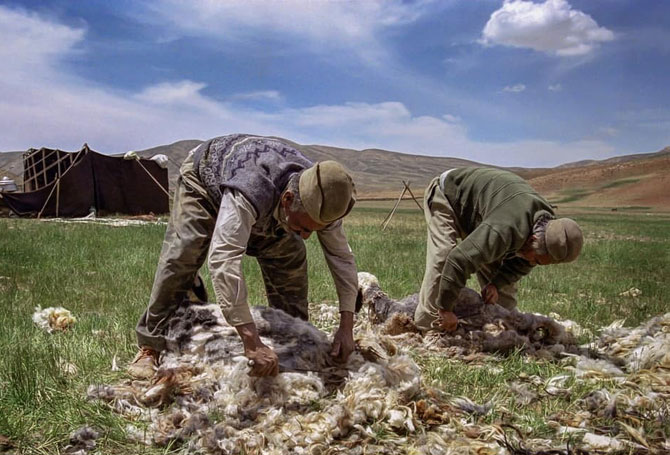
[299,161,356,224]
[545,218,584,263]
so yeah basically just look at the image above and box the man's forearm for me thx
[339,310,354,330]
[235,322,263,351]
[436,277,460,312]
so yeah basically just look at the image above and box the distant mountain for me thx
[1,140,668,210]
[125,138,487,198]
[527,149,670,210]
[0,151,24,182]
[555,147,670,169]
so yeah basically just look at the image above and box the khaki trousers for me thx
[135,152,308,351]
[414,177,517,331]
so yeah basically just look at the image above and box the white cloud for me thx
[0,5,618,167]
[0,6,85,72]
[140,0,431,65]
[598,127,618,137]
[231,91,283,103]
[548,83,563,91]
[137,81,208,104]
[481,0,614,56]
[503,84,526,93]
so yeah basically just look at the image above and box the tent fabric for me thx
[1,146,169,217]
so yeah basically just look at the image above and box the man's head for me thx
[280,161,356,239]
[519,215,584,266]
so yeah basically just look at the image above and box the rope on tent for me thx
[134,158,171,198]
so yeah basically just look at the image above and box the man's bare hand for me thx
[246,344,279,377]
[330,311,355,362]
[481,284,499,305]
[437,309,458,332]
[236,322,279,377]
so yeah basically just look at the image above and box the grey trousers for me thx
[414,177,517,331]
[135,152,308,351]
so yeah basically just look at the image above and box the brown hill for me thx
[125,139,487,199]
[0,151,24,182]
[1,141,668,211]
[527,148,670,211]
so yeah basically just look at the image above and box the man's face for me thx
[281,191,326,239]
[518,235,557,266]
[518,248,555,266]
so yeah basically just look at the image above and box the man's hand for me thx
[330,311,355,362]
[481,284,499,305]
[246,344,279,377]
[236,322,279,377]
[437,309,458,332]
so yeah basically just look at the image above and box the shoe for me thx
[127,347,159,379]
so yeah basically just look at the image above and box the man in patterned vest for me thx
[129,134,358,378]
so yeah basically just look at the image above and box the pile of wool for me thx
[88,302,438,453]
[87,298,536,453]
[32,306,77,333]
[85,272,670,454]
[545,312,670,452]
[359,273,670,453]
[358,272,579,358]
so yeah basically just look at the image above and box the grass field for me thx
[0,208,669,453]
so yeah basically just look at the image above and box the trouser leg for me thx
[135,154,217,351]
[475,266,518,310]
[414,177,461,331]
[249,230,309,321]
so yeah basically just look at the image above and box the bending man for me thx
[129,134,358,378]
[415,167,583,332]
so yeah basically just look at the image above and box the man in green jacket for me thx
[415,167,584,332]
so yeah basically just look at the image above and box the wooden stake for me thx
[381,186,407,230]
[402,180,423,211]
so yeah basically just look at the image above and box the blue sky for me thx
[1,0,668,167]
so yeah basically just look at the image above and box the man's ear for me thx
[521,235,535,253]
[281,190,294,207]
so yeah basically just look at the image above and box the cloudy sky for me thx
[1,0,668,167]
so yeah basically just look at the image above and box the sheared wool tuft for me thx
[32,306,77,333]
[63,426,99,454]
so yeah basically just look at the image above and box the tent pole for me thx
[36,148,84,218]
[55,179,60,217]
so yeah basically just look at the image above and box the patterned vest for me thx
[193,134,313,219]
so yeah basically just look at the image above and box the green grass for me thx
[599,177,641,190]
[0,209,669,453]
[549,188,593,204]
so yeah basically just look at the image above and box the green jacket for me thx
[438,167,554,311]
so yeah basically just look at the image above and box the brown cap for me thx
[545,218,584,263]
[299,161,356,224]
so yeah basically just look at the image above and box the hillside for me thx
[124,139,486,198]
[0,151,24,182]
[528,149,670,210]
[1,140,668,210]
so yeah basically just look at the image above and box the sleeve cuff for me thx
[338,294,357,313]
[437,284,460,312]
[224,304,255,327]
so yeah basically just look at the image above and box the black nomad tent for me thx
[0,144,169,217]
